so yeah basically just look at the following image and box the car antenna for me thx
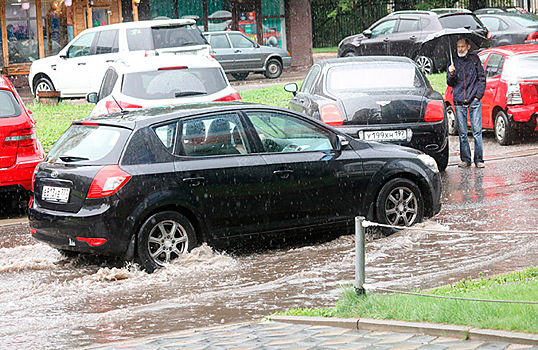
[110,95,125,113]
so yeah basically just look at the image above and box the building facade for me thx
[1,0,312,76]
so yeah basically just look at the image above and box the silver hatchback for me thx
[204,31,292,80]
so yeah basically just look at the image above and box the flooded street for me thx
[1,152,537,350]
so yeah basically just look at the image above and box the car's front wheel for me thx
[414,55,435,75]
[494,110,513,145]
[136,211,197,273]
[446,104,458,136]
[264,59,282,79]
[375,178,424,228]
[33,77,55,98]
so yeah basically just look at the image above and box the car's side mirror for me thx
[284,83,298,96]
[335,135,350,151]
[86,92,98,104]
[362,29,372,38]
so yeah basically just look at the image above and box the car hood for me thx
[340,34,367,47]
[366,139,422,156]
[334,90,427,125]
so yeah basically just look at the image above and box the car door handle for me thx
[234,49,241,53]
[106,59,115,62]
[383,38,390,42]
[409,35,417,40]
[51,64,56,70]
[182,176,205,187]
[78,62,86,65]
[273,169,293,179]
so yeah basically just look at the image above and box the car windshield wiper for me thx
[60,156,89,162]
[175,91,207,97]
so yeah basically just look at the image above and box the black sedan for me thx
[477,14,538,46]
[285,56,449,171]
[29,103,441,272]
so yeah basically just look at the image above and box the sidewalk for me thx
[83,317,538,349]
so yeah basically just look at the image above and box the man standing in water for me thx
[447,37,486,168]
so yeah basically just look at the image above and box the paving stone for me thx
[408,335,441,344]
[312,328,353,337]
[446,343,484,350]
[416,345,450,350]
[376,335,415,344]
[389,344,423,350]
[319,336,362,346]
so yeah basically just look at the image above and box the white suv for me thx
[29,19,211,98]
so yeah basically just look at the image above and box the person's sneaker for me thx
[458,162,471,168]
[476,162,485,168]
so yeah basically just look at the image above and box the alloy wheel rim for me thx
[416,56,431,74]
[148,220,188,265]
[447,108,456,134]
[36,82,51,92]
[268,63,278,74]
[384,186,418,226]
[496,117,506,141]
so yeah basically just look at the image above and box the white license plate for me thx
[42,186,70,203]
[363,130,407,141]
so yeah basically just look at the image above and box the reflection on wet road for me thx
[0,155,537,350]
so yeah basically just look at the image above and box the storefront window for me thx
[262,0,285,48]
[91,8,109,27]
[41,0,69,56]
[6,0,39,64]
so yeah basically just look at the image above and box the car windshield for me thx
[326,63,423,92]
[439,14,484,30]
[126,24,206,51]
[121,67,228,100]
[47,125,127,164]
[0,90,22,118]
[504,53,538,79]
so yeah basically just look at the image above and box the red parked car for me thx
[445,44,538,145]
[0,75,44,196]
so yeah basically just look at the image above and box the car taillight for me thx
[158,66,188,70]
[214,92,242,102]
[424,100,445,122]
[4,128,37,147]
[87,165,131,199]
[525,32,538,43]
[320,104,344,126]
[76,237,107,246]
[487,31,492,39]
[105,101,142,113]
[507,81,523,105]
[144,50,159,57]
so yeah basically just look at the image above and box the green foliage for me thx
[239,83,299,108]
[274,307,336,317]
[328,0,358,19]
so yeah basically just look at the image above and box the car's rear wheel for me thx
[231,72,249,81]
[375,178,424,229]
[414,55,435,75]
[343,51,357,57]
[264,59,282,79]
[136,211,197,273]
[494,110,513,145]
[433,145,449,172]
[446,105,458,136]
[33,77,55,98]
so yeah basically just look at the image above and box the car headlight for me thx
[417,153,439,173]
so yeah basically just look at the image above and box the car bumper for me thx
[506,103,538,131]
[335,122,448,157]
[0,157,42,191]
[282,56,292,69]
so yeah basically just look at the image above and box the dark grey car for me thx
[203,31,292,80]
[478,14,538,46]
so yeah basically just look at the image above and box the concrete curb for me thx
[269,315,538,345]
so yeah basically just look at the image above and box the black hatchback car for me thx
[337,10,489,74]
[29,103,441,272]
[285,57,449,171]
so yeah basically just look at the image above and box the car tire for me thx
[343,51,358,57]
[433,145,449,172]
[375,178,424,229]
[136,211,197,273]
[446,104,458,136]
[264,59,282,79]
[33,76,55,98]
[231,72,249,81]
[414,55,435,75]
[494,110,513,145]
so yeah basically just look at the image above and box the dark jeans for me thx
[455,99,483,165]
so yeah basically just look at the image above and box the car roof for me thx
[316,56,415,67]
[77,103,291,129]
[203,30,245,35]
[111,55,222,73]
[0,75,16,91]
[79,18,196,33]
[480,44,538,57]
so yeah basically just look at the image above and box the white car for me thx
[29,19,211,99]
[87,55,241,117]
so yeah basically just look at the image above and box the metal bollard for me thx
[355,216,366,296]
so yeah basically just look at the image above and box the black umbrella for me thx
[419,28,489,66]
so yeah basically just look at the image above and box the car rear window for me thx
[0,90,22,118]
[326,63,424,91]
[505,53,538,79]
[121,67,228,100]
[439,14,485,30]
[510,15,538,27]
[126,25,206,51]
[47,124,130,164]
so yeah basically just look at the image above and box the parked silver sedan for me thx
[203,31,292,80]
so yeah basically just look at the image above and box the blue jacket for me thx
[447,53,486,104]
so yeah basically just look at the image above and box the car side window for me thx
[485,53,504,78]
[397,19,421,32]
[98,68,119,100]
[246,111,334,153]
[371,19,397,37]
[154,122,178,153]
[95,30,119,55]
[229,33,255,48]
[67,32,96,58]
[300,65,321,93]
[480,17,500,31]
[479,53,488,65]
[179,113,250,157]
[209,34,231,49]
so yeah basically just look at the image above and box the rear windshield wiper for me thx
[60,156,89,162]
[175,91,207,97]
